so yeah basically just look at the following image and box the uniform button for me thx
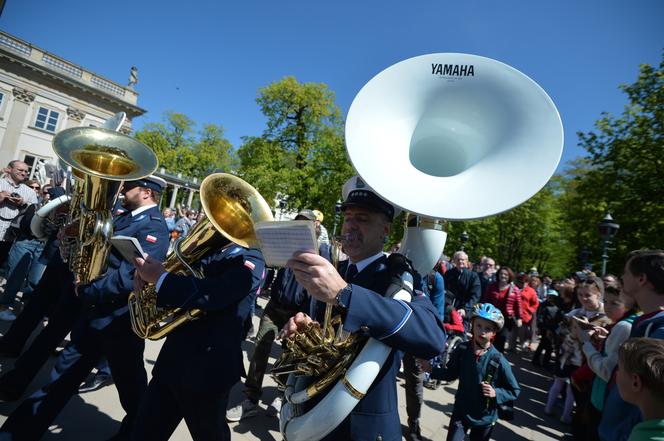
[206,346,212,352]
[376,435,382,441]
[360,325,370,332]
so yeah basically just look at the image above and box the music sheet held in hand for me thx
[254,220,318,267]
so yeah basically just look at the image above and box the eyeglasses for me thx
[580,277,602,290]
[30,186,40,190]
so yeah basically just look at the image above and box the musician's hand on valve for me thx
[134,254,165,284]
[133,274,147,293]
[287,251,347,304]
[279,312,316,340]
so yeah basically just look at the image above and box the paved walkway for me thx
[0,296,571,440]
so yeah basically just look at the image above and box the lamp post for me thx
[460,230,469,251]
[332,200,342,237]
[598,213,620,276]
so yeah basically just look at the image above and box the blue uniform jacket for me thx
[153,245,266,394]
[318,255,446,441]
[78,205,169,317]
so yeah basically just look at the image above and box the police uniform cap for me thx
[340,175,396,221]
[295,209,317,221]
[124,175,167,192]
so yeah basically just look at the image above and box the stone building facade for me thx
[0,30,145,177]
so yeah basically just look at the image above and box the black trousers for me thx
[403,352,424,425]
[0,255,71,356]
[0,313,146,441]
[446,417,494,441]
[132,376,231,441]
[0,279,80,398]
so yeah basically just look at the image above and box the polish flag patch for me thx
[244,260,255,270]
[146,235,157,243]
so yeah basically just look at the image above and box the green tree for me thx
[135,111,236,208]
[237,77,354,227]
[441,184,571,276]
[560,55,664,274]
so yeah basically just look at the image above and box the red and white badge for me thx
[244,260,255,270]
[146,234,157,243]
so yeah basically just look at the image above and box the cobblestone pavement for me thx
[0,296,572,440]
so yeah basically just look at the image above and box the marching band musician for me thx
[0,175,170,441]
[283,176,447,441]
[131,227,266,440]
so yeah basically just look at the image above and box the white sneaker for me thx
[226,399,258,422]
[0,309,16,321]
[267,396,282,417]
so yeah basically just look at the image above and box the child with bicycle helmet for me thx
[427,303,521,441]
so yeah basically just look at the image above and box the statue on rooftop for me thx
[128,66,138,88]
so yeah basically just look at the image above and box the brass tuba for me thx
[128,173,274,340]
[53,126,158,284]
[277,53,565,441]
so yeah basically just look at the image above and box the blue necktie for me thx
[345,263,358,282]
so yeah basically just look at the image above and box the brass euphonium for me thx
[128,173,274,340]
[53,127,158,284]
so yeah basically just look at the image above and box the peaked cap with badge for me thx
[341,175,399,221]
[123,174,167,193]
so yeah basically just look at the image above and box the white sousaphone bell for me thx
[280,53,563,441]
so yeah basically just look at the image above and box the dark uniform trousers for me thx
[0,205,170,441]
[132,246,266,441]
[0,252,73,357]
[244,298,299,403]
[1,314,145,440]
[314,256,446,441]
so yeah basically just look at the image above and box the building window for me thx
[22,154,51,180]
[34,106,59,132]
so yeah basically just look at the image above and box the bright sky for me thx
[2,0,662,174]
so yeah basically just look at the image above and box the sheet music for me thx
[254,220,318,267]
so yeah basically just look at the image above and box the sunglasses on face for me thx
[580,278,602,290]
[30,186,40,190]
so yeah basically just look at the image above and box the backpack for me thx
[485,352,515,421]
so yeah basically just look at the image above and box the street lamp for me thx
[332,200,342,237]
[459,231,469,251]
[598,213,620,276]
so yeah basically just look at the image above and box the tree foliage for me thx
[558,54,664,274]
[237,76,354,227]
[135,111,236,181]
[440,184,572,277]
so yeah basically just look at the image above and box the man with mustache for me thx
[283,176,446,441]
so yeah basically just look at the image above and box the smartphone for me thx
[571,315,596,330]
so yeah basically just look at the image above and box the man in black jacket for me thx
[443,251,481,322]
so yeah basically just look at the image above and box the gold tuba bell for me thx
[53,127,158,285]
[128,173,274,340]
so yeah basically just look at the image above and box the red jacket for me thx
[519,285,540,324]
[482,282,522,320]
[444,307,465,334]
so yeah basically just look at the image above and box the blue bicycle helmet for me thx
[471,303,505,331]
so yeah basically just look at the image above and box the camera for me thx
[10,192,20,198]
